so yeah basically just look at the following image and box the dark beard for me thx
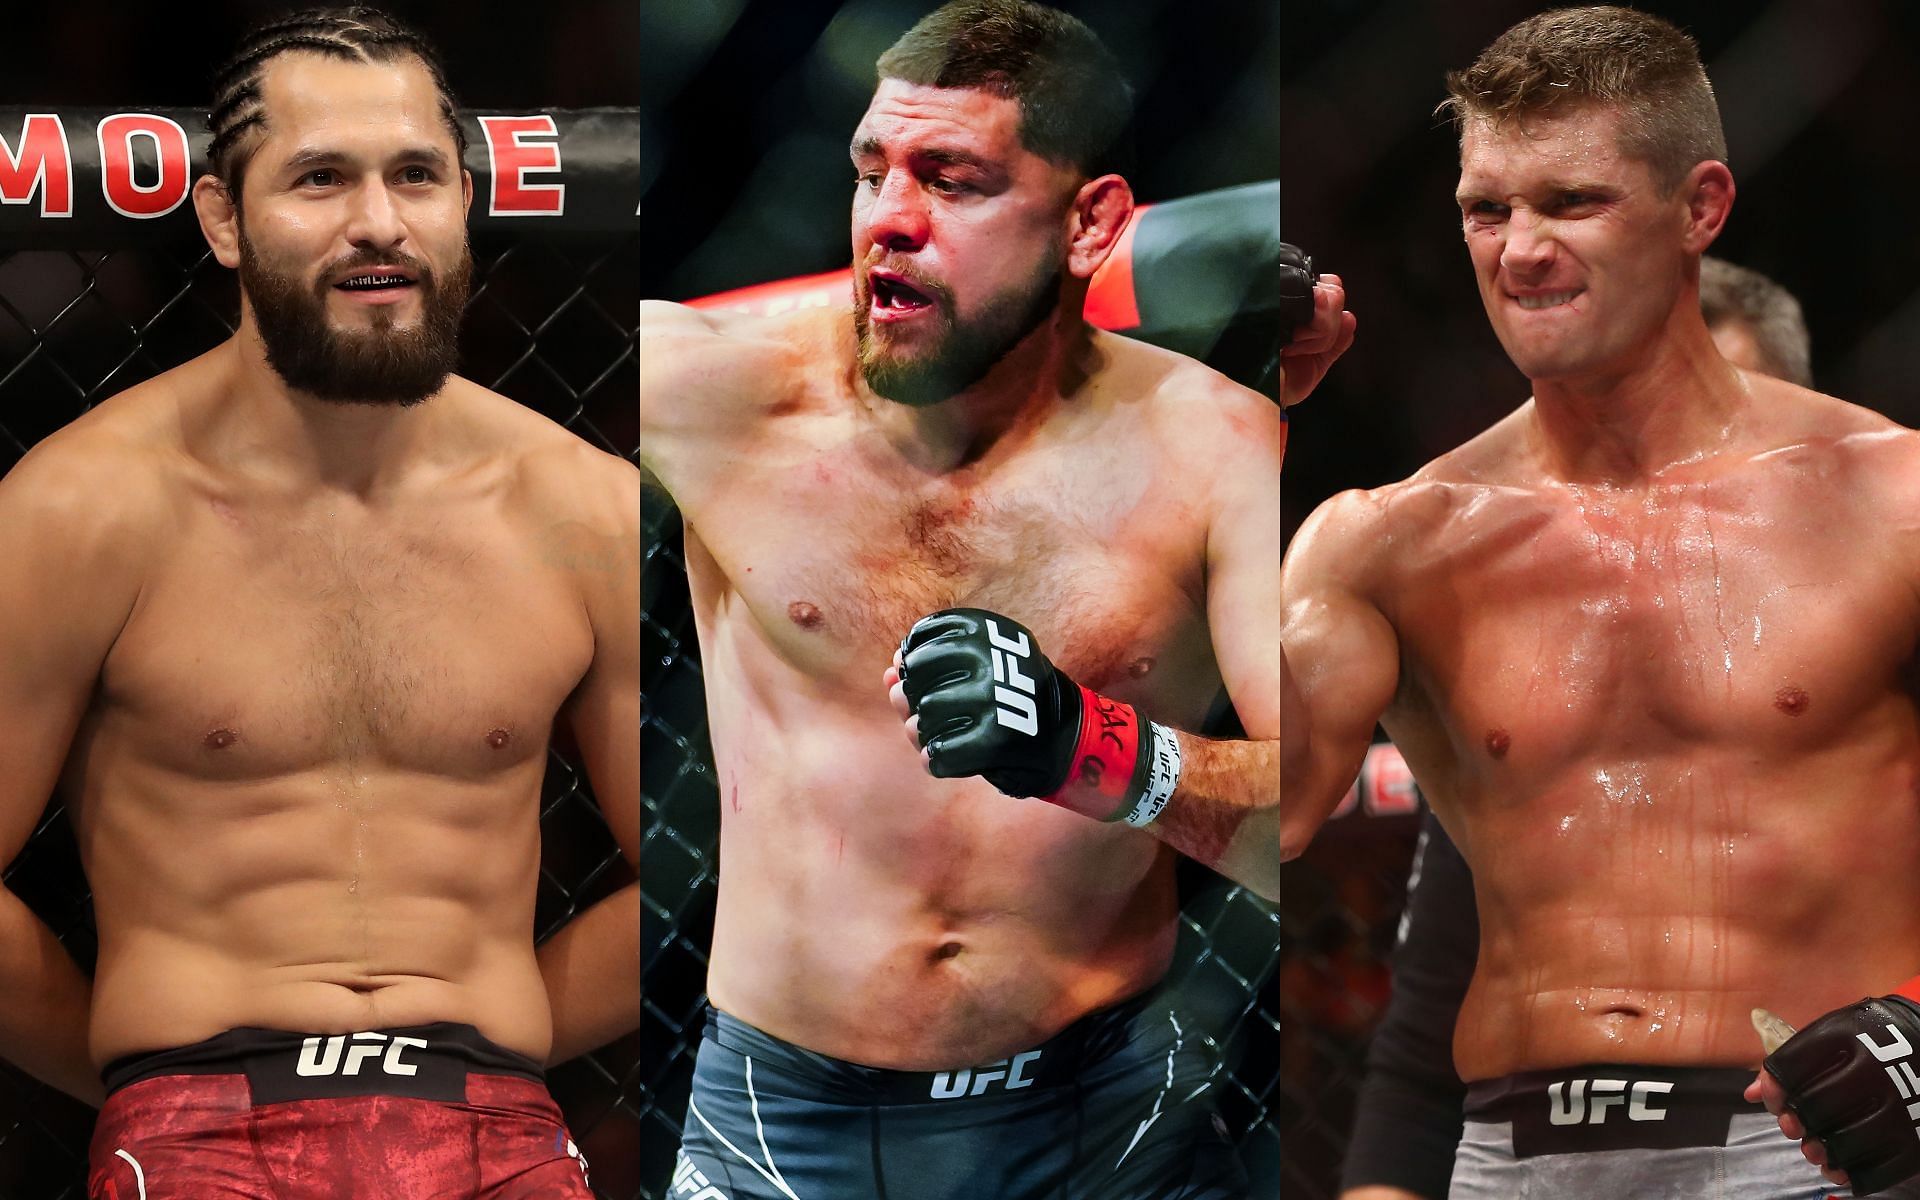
[238,227,471,407]
[854,248,1063,408]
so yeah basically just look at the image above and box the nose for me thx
[1500,210,1556,279]
[861,170,929,254]
[342,178,406,252]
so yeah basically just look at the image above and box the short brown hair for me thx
[1441,6,1726,192]
[876,0,1134,179]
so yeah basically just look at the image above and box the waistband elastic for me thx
[1465,1063,1766,1157]
[102,1022,545,1105]
[703,987,1163,1105]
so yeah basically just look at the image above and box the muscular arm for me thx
[0,434,153,1104]
[1134,394,1285,898]
[536,452,643,1064]
[1278,491,1401,859]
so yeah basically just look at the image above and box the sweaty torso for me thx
[1364,388,1920,1080]
[69,358,604,1067]
[659,310,1240,1068]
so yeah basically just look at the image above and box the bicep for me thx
[561,469,641,865]
[1279,498,1402,811]
[1204,432,1282,739]
[0,454,142,863]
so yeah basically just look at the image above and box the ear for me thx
[1064,174,1134,280]
[1679,159,1734,255]
[461,167,474,218]
[193,174,241,269]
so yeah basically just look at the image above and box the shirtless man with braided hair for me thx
[0,8,637,1196]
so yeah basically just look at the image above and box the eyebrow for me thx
[849,137,993,172]
[280,145,454,173]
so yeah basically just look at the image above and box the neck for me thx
[860,303,1094,474]
[1527,306,1748,485]
[216,322,444,497]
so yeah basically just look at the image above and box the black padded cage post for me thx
[0,105,640,1200]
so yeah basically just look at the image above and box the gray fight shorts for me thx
[1451,1064,1920,1199]
[673,990,1247,1200]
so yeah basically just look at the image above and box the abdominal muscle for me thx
[77,767,555,1070]
[704,689,1180,1071]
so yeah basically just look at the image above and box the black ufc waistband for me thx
[703,987,1162,1106]
[1464,1064,1767,1157]
[101,1022,545,1104]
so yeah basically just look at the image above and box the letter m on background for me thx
[0,115,72,217]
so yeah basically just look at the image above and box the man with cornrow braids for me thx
[0,7,637,1196]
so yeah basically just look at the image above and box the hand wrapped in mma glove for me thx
[1761,982,1920,1195]
[889,608,1182,826]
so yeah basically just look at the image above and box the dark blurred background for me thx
[1280,2,1920,1197]
[642,0,1280,298]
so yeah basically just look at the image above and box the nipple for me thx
[204,727,239,750]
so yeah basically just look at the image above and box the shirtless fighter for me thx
[1282,8,1920,1197]
[643,2,1342,1195]
[0,9,638,1197]
[1335,256,1821,1200]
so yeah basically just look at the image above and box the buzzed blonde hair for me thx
[1441,6,1727,193]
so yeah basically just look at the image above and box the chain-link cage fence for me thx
[639,4,1283,1195]
[0,108,638,1199]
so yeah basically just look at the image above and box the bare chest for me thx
[1388,486,1919,771]
[686,438,1214,702]
[97,500,594,778]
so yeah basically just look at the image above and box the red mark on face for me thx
[1484,728,1511,758]
[1774,685,1809,716]
[788,600,823,629]
[203,727,238,750]
[485,728,511,749]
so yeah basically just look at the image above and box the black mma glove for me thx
[895,608,1182,825]
[1766,983,1920,1195]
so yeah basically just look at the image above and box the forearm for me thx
[0,886,99,1104]
[537,882,639,1065]
[1138,733,1277,900]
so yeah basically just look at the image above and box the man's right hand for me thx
[1280,273,1355,408]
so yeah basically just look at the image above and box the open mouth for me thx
[869,270,934,315]
[332,268,419,300]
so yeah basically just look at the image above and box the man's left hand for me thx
[1281,273,1356,408]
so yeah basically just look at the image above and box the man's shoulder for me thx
[454,379,640,528]
[641,301,842,403]
[0,387,176,558]
[1746,379,1920,478]
[1122,336,1281,451]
